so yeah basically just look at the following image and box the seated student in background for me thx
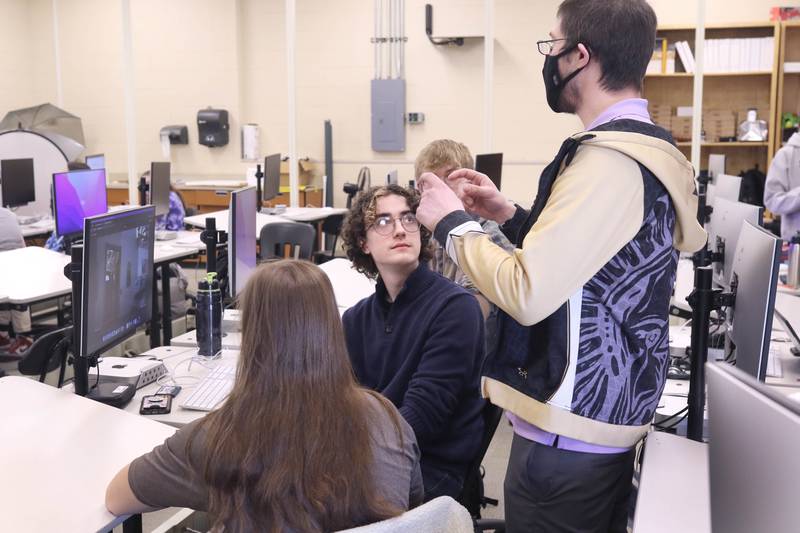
[764,130,800,240]
[415,139,514,351]
[106,260,423,532]
[0,207,34,355]
[341,184,485,502]
[140,169,187,231]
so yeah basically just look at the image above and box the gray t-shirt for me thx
[129,391,424,526]
[0,208,24,252]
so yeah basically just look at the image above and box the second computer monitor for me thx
[53,169,108,238]
[0,158,35,208]
[85,153,105,171]
[728,220,781,381]
[706,197,763,288]
[228,186,257,298]
[713,173,742,203]
[80,206,155,359]
[264,153,281,202]
[707,361,800,533]
[475,153,503,190]
[150,162,171,217]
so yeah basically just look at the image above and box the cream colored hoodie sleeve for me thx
[446,145,645,326]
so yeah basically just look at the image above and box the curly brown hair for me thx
[341,184,433,279]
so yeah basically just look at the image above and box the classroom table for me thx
[0,376,176,533]
[633,431,710,533]
[184,207,347,232]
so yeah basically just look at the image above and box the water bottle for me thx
[789,233,800,288]
[196,273,222,357]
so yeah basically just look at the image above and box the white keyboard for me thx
[766,354,784,378]
[180,363,236,411]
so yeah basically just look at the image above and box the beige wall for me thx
[0,0,790,206]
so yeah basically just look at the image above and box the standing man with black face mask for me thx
[415,0,708,531]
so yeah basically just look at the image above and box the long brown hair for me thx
[191,260,403,532]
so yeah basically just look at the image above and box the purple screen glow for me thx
[53,169,108,237]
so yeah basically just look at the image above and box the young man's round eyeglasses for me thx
[370,213,420,235]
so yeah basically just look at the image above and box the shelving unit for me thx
[643,22,780,176]
[775,20,800,154]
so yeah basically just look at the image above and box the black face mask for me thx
[542,44,590,113]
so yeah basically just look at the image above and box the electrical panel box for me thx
[371,79,406,152]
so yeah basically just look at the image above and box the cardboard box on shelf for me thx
[279,159,317,187]
[671,116,693,141]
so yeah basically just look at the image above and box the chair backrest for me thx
[259,221,316,260]
[336,496,473,533]
[17,326,72,383]
[458,400,504,516]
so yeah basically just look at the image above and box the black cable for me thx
[92,359,100,390]
[653,406,689,429]
[655,412,689,432]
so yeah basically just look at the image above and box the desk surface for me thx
[633,432,710,533]
[0,376,176,533]
[0,234,203,305]
[184,207,347,232]
[122,346,240,426]
[19,218,55,237]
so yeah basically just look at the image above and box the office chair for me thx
[313,214,345,264]
[458,401,506,532]
[259,221,316,260]
[15,326,72,387]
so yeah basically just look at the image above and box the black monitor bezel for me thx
[475,153,503,190]
[263,153,281,202]
[79,205,155,360]
[0,157,36,208]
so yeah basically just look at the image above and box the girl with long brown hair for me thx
[106,260,423,532]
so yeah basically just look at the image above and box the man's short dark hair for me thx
[341,184,433,279]
[558,0,657,92]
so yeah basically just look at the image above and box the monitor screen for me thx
[707,362,800,532]
[228,186,257,298]
[713,173,742,203]
[264,153,281,202]
[80,206,155,359]
[475,153,503,190]
[53,169,108,238]
[728,221,780,381]
[85,154,105,170]
[706,197,762,288]
[150,161,171,217]
[1,158,35,208]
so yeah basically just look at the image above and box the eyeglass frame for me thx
[537,38,568,56]
[369,212,421,235]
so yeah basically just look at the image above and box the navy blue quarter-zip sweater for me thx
[343,263,485,478]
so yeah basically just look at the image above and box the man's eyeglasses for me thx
[370,213,420,235]
[537,38,567,56]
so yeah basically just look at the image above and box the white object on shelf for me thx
[785,62,800,73]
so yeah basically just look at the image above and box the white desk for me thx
[0,247,71,304]
[172,329,242,350]
[19,218,55,238]
[184,209,290,234]
[122,346,240,427]
[0,376,176,533]
[633,432,710,533]
[184,207,347,233]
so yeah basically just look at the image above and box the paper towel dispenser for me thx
[197,108,229,147]
[160,125,189,145]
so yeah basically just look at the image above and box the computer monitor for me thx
[228,186,257,298]
[387,169,398,185]
[706,197,762,287]
[85,154,105,170]
[80,206,155,359]
[264,153,281,202]
[150,162,171,217]
[475,153,503,189]
[707,361,800,533]
[713,173,742,202]
[52,169,108,238]
[0,158,35,208]
[727,221,780,381]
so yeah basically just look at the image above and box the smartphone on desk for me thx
[140,394,172,415]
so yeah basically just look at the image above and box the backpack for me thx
[739,165,766,207]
